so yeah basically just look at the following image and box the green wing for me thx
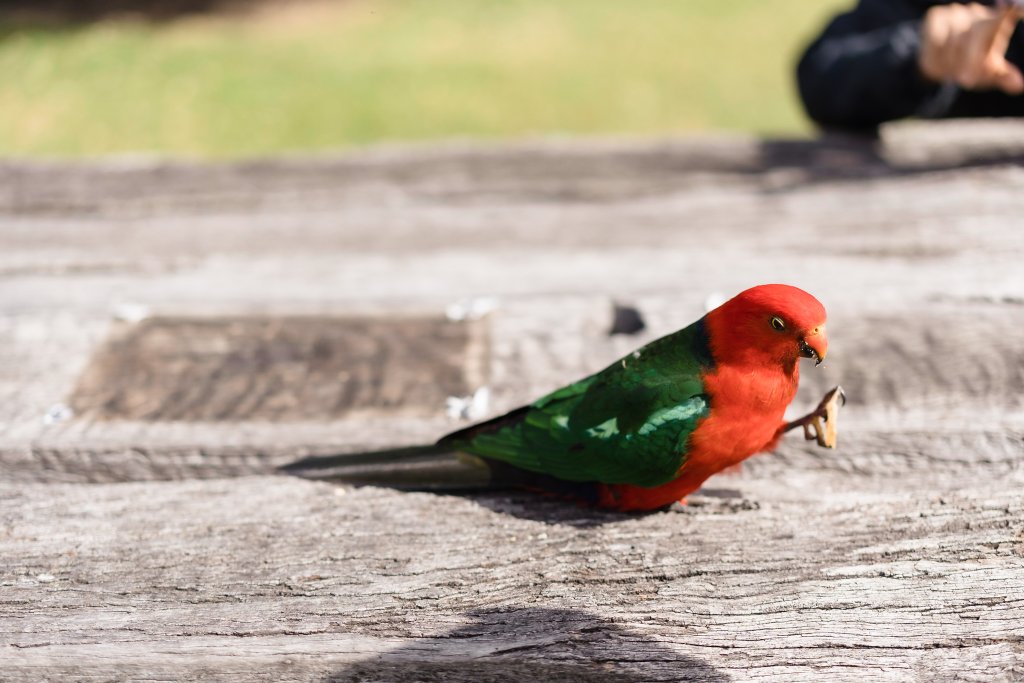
[439,319,714,488]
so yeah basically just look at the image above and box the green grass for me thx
[0,0,848,158]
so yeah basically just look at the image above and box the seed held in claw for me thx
[803,385,845,448]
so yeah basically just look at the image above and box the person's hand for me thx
[918,2,1024,94]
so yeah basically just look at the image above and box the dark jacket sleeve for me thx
[796,0,957,129]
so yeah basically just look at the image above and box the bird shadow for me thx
[281,447,759,528]
[322,607,730,683]
[282,461,755,528]
[456,486,754,527]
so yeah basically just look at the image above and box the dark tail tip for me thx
[280,445,493,491]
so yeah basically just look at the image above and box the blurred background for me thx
[0,0,847,157]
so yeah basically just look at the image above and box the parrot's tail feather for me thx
[280,444,608,504]
[282,444,446,471]
[280,445,494,491]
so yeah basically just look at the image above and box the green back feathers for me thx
[439,318,715,487]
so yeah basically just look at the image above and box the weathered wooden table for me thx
[2,124,1023,681]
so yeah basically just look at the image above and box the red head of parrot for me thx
[704,284,828,371]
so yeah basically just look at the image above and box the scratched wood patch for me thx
[68,316,488,421]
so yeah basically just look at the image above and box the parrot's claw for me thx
[785,385,846,449]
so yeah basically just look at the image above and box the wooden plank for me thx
[1,474,1022,681]
[882,118,1024,168]
[1,131,1023,679]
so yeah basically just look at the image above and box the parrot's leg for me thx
[782,385,846,448]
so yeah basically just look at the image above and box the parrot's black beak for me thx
[798,338,822,365]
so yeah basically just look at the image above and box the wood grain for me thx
[1,128,1023,681]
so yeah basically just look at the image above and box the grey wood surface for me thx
[1,127,1023,681]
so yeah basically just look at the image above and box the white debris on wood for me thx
[112,302,151,323]
[41,403,73,425]
[445,386,491,421]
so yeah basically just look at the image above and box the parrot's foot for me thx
[784,385,846,449]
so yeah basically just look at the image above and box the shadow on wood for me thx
[458,488,757,527]
[324,607,729,683]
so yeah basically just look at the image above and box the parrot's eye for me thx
[770,316,786,332]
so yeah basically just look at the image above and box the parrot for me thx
[284,284,845,512]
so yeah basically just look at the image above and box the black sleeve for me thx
[796,0,958,130]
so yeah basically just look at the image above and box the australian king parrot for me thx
[285,284,845,511]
